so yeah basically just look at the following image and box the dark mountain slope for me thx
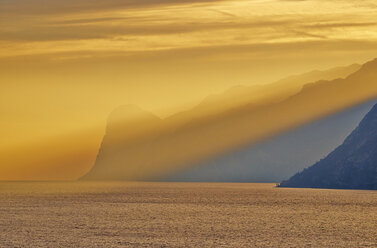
[279,103,377,189]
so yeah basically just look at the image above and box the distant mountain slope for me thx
[83,105,162,180]
[279,103,377,189]
[162,99,376,182]
[194,63,361,116]
[82,59,377,181]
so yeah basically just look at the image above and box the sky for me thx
[1,0,377,180]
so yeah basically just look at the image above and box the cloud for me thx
[0,0,227,15]
[0,19,294,42]
[1,0,376,60]
[293,31,327,39]
[303,22,377,29]
[2,39,377,64]
[208,9,238,18]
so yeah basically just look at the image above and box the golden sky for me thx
[1,0,377,180]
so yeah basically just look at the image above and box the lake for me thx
[0,182,376,247]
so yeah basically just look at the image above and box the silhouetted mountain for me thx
[161,100,376,182]
[82,59,377,181]
[279,103,377,189]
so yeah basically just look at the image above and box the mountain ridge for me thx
[82,59,377,181]
[162,99,376,182]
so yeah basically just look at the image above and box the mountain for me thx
[279,103,377,190]
[82,105,162,180]
[103,104,161,143]
[161,99,376,182]
[82,59,377,181]
[192,63,361,116]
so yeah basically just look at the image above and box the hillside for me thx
[279,103,377,189]
[82,59,377,181]
[162,100,376,182]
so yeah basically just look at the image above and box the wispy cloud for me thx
[1,0,376,59]
[0,0,227,15]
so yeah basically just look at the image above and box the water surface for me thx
[0,182,376,247]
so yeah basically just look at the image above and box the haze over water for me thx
[1,182,376,247]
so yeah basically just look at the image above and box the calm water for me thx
[0,182,376,247]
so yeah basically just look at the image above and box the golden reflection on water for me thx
[0,182,376,247]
